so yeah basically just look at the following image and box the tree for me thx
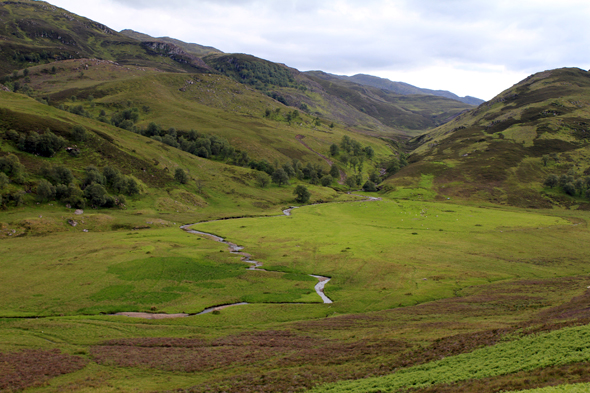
[320,175,333,187]
[362,180,377,192]
[272,168,289,186]
[84,166,104,187]
[127,178,140,196]
[329,143,340,156]
[364,146,375,159]
[256,172,271,188]
[175,168,189,184]
[0,172,8,189]
[575,178,586,195]
[71,125,87,142]
[36,180,56,202]
[294,185,310,203]
[84,183,108,206]
[564,182,577,196]
[544,174,558,188]
[330,165,340,179]
[346,176,357,190]
[542,155,550,166]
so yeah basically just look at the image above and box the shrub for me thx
[362,180,377,192]
[294,185,310,203]
[174,168,188,184]
[71,125,87,142]
[255,172,271,188]
[36,179,56,202]
[320,175,333,187]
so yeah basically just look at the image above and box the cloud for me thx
[46,0,590,99]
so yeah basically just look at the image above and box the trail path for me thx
[295,135,346,184]
[117,195,383,319]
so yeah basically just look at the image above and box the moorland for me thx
[2,1,590,393]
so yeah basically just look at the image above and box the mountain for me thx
[385,67,590,208]
[120,29,222,57]
[304,70,474,134]
[0,0,214,75]
[331,73,484,105]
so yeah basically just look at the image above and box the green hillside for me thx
[2,2,590,393]
[385,67,590,208]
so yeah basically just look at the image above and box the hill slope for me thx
[387,67,590,208]
[0,0,210,74]
[305,71,474,134]
[120,29,222,57]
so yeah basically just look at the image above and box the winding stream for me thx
[116,194,380,319]
[180,205,334,306]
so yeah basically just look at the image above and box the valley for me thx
[2,1,590,392]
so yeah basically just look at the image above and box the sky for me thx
[45,0,590,101]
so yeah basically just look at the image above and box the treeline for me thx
[250,159,339,188]
[4,125,86,158]
[0,152,139,209]
[329,136,375,173]
[544,172,590,199]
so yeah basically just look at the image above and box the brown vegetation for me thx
[0,349,88,391]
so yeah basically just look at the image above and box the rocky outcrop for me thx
[141,42,212,71]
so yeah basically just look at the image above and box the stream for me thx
[115,194,380,319]
[179,205,334,307]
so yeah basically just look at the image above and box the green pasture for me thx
[196,198,586,313]
[0,225,325,317]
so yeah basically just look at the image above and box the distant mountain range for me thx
[120,30,482,107]
[323,73,484,106]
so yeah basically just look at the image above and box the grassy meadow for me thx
[3,192,590,392]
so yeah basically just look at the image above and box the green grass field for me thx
[3,193,590,392]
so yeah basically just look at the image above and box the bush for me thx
[174,168,188,184]
[71,125,87,142]
[255,172,271,188]
[320,175,333,187]
[42,165,73,185]
[294,185,311,203]
[84,183,108,207]
[36,179,56,202]
[0,172,8,189]
[362,180,377,192]
[0,154,25,183]
[272,168,289,186]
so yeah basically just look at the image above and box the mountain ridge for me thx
[307,71,484,105]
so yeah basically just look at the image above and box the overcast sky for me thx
[46,0,590,100]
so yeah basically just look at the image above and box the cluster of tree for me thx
[5,125,86,158]
[544,173,590,198]
[212,57,296,89]
[37,165,139,208]
[139,124,237,161]
[330,136,376,173]
[8,129,67,157]
[251,158,339,188]
[382,153,408,176]
[263,108,302,124]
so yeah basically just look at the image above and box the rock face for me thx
[141,42,211,71]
